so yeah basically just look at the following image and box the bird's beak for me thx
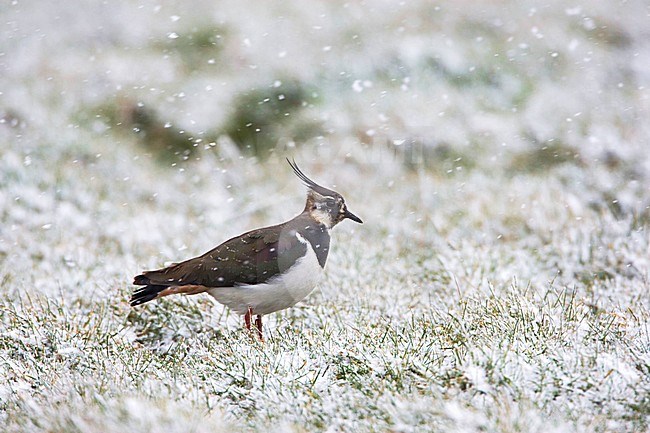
[343,208,363,224]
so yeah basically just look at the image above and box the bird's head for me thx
[288,158,363,229]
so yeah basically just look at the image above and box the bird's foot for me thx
[255,315,264,342]
[244,306,253,332]
[244,307,264,342]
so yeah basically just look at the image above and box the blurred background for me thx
[1,0,649,301]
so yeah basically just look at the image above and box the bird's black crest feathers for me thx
[287,158,337,198]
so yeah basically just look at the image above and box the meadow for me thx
[1,1,649,431]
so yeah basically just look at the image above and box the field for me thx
[1,1,649,432]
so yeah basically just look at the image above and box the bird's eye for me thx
[325,197,336,206]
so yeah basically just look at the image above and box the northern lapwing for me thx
[131,159,362,341]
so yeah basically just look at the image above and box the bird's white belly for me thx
[207,242,323,315]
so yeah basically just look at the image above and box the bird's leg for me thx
[255,315,264,342]
[244,306,253,332]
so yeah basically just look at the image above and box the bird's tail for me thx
[130,274,167,306]
[131,273,209,306]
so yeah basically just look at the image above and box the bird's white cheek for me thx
[310,209,333,228]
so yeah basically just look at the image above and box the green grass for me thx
[1,254,648,432]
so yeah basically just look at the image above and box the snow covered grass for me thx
[1,0,650,432]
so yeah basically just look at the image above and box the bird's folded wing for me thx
[139,225,307,288]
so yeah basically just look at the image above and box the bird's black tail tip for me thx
[130,284,167,307]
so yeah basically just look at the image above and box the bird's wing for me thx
[135,224,308,288]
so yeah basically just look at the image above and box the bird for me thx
[130,158,362,341]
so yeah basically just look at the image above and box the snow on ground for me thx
[1,0,649,432]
